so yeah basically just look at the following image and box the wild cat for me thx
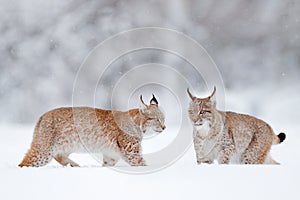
[187,87,286,164]
[19,95,166,167]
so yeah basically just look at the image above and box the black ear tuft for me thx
[140,95,147,111]
[140,95,146,105]
[150,94,158,105]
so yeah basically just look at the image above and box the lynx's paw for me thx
[54,155,80,167]
[102,155,119,167]
[197,159,214,165]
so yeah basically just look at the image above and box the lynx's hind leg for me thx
[242,133,273,164]
[54,154,80,167]
[19,118,55,167]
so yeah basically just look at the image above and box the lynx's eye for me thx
[198,110,211,115]
[149,117,158,122]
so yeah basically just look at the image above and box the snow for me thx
[1,86,300,200]
[1,163,299,200]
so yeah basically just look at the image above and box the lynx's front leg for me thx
[117,135,146,166]
[217,134,235,164]
[193,133,214,164]
[122,150,146,166]
[217,145,235,164]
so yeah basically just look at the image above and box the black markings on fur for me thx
[116,139,121,149]
[278,132,286,143]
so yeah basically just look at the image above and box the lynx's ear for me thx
[209,86,216,106]
[139,95,147,113]
[187,88,195,100]
[150,94,158,105]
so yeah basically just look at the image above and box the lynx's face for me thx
[188,99,214,127]
[139,95,166,135]
[187,87,217,128]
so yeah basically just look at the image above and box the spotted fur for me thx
[187,87,285,165]
[19,95,166,167]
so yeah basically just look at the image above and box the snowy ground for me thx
[1,87,300,200]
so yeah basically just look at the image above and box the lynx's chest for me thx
[194,121,211,138]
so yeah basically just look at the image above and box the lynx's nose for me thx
[162,125,166,130]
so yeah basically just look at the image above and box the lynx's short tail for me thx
[273,132,286,145]
[278,132,286,143]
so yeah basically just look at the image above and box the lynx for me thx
[187,87,286,164]
[19,95,166,167]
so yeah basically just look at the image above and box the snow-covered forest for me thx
[0,0,300,200]
[1,0,299,123]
